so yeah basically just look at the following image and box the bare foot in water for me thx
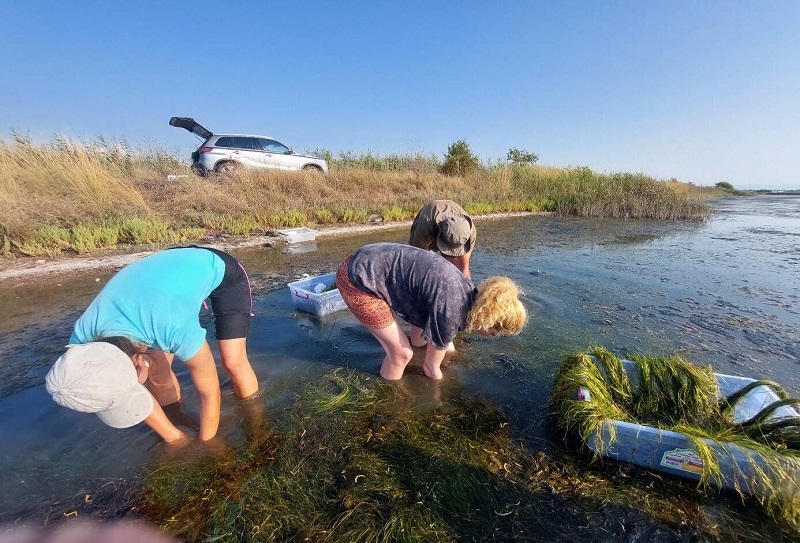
[422,364,443,380]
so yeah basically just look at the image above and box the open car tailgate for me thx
[169,117,213,140]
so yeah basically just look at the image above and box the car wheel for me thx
[302,164,323,174]
[191,164,208,177]
[215,161,240,175]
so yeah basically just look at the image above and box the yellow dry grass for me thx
[0,137,715,257]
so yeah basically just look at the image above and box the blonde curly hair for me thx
[465,276,527,335]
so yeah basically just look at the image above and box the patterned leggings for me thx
[336,257,394,330]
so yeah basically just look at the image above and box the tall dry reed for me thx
[0,137,715,257]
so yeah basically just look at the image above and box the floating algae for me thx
[137,368,800,542]
[551,346,800,533]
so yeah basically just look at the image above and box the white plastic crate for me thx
[278,227,317,244]
[287,272,348,316]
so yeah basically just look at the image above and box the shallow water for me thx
[0,194,797,524]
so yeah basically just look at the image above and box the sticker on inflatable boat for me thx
[660,448,704,474]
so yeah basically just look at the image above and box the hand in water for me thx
[164,431,190,452]
[162,401,199,429]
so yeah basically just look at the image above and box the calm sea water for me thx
[0,194,797,522]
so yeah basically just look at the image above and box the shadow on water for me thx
[1,196,798,540]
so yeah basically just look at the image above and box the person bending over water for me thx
[45,247,259,444]
[408,199,476,279]
[336,242,526,380]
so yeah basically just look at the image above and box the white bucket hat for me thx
[45,342,154,428]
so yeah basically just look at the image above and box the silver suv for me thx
[170,117,329,175]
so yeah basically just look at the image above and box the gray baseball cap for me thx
[436,215,474,257]
[45,342,154,428]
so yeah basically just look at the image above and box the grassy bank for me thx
[0,136,717,258]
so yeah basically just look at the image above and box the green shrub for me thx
[337,208,369,224]
[97,223,120,247]
[118,217,170,245]
[71,224,103,254]
[313,208,336,224]
[14,224,72,256]
[280,210,308,227]
[464,202,495,215]
[178,227,207,241]
[381,205,409,222]
[440,139,480,177]
[506,147,539,165]
[221,216,257,236]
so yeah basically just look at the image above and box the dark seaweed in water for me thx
[135,370,792,543]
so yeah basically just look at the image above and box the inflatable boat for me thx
[552,350,800,497]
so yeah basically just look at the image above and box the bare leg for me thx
[422,343,447,380]
[410,325,427,348]
[218,337,259,398]
[145,350,181,406]
[367,321,414,380]
[235,393,270,445]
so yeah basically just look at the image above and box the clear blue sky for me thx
[2,1,798,190]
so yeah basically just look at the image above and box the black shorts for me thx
[196,247,253,340]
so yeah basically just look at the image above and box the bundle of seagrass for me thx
[551,346,800,529]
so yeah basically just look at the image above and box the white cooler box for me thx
[287,272,348,316]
